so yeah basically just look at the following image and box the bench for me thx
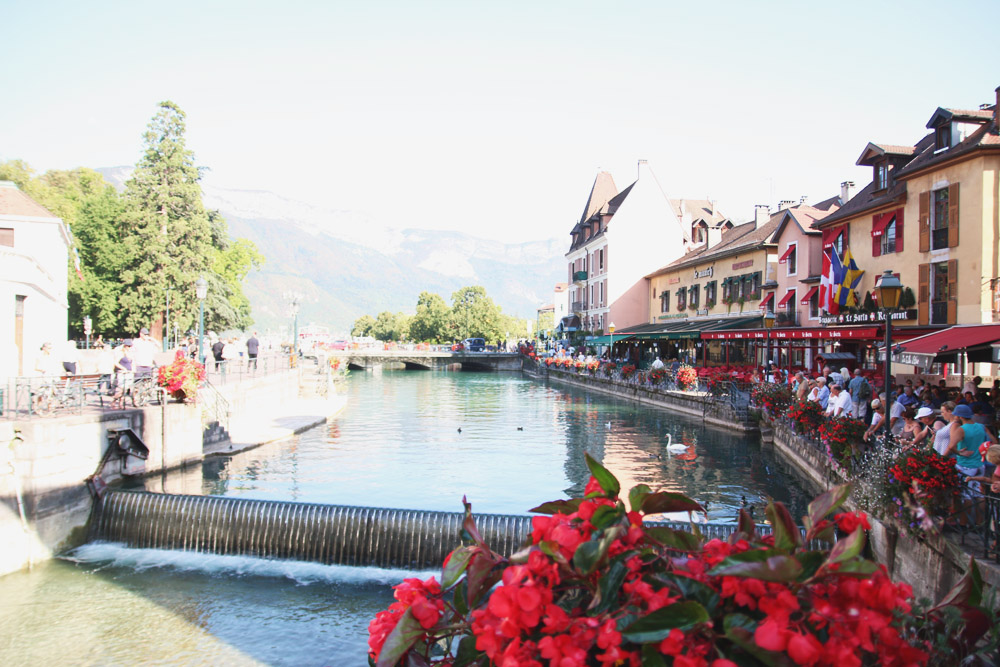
[58,373,109,408]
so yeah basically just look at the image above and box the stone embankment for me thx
[0,365,346,576]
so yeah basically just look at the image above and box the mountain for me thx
[97,167,566,334]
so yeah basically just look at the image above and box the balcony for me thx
[571,301,587,313]
[931,301,948,324]
[776,310,800,327]
[573,270,588,282]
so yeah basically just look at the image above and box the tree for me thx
[118,101,215,337]
[210,221,264,331]
[351,314,376,338]
[409,291,451,342]
[449,286,504,343]
[371,311,411,342]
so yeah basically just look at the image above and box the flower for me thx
[156,349,206,398]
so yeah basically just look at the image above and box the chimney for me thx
[637,158,648,180]
[705,226,723,249]
[799,195,808,204]
[779,199,795,211]
[710,200,717,217]
[754,204,770,225]
[840,180,856,203]
[995,86,1000,133]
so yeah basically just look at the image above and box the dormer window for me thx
[935,124,950,151]
[875,161,889,190]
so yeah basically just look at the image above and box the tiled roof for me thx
[669,198,729,226]
[0,182,58,218]
[568,181,635,252]
[773,199,840,240]
[812,179,907,228]
[647,215,782,276]
[895,113,1000,179]
[577,171,618,226]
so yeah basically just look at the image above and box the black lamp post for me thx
[196,277,208,365]
[763,309,775,381]
[875,270,903,422]
[609,321,616,360]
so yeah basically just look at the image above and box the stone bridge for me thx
[328,350,524,372]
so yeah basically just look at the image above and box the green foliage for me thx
[408,291,451,343]
[370,311,411,342]
[210,235,264,331]
[900,286,916,309]
[449,285,504,343]
[351,314,376,338]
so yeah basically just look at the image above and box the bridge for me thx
[326,350,523,372]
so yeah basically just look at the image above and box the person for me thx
[897,385,918,409]
[898,408,922,445]
[95,342,115,396]
[132,327,157,379]
[910,406,935,447]
[110,340,134,409]
[61,340,79,376]
[808,377,830,410]
[931,413,953,456]
[247,331,260,370]
[651,356,664,371]
[887,394,906,436]
[795,373,810,402]
[947,404,996,494]
[825,383,852,418]
[962,376,982,396]
[969,446,1000,494]
[863,399,885,442]
[212,338,225,371]
[34,342,57,377]
[848,369,871,422]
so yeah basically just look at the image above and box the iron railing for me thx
[200,378,231,431]
[203,352,292,386]
[1,376,85,419]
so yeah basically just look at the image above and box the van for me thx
[463,338,486,352]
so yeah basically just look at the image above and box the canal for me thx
[0,371,808,665]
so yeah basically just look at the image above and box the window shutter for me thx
[872,214,882,257]
[895,210,903,253]
[917,263,929,325]
[947,259,958,324]
[948,183,960,248]
[918,192,930,252]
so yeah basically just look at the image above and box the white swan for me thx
[605,422,612,430]
[664,433,688,453]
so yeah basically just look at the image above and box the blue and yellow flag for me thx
[833,248,864,307]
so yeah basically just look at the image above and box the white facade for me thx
[0,182,71,378]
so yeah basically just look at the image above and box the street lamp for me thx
[286,292,302,357]
[763,309,775,380]
[875,270,903,425]
[83,316,92,350]
[196,277,208,365]
[163,288,172,352]
[609,321,616,361]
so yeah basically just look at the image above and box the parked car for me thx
[462,338,486,352]
[451,342,465,351]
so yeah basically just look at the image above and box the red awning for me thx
[895,324,1000,356]
[759,292,774,310]
[800,286,818,304]
[776,289,796,308]
[778,245,796,264]
[871,213,894,238]
[703,326,880,341]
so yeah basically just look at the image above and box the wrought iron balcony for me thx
[776,310,800,327]
[571,301,587,312]
[573,271,588,282]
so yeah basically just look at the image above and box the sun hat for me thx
[953,404,973,419]
[870,399,881,409]
[915,407,934,419]
[123,339,133,347]
[140,327,150,335]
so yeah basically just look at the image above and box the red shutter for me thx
[872,214,882,257]
[895,209,903,252]
[918,192,930,252]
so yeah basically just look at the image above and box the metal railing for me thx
[200,378,231,431]
[203,352,292,386]
[2,376,86,419]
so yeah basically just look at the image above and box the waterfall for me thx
[90,490,769,570]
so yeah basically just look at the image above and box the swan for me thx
[664,433,688,453]
[605,422,612,430]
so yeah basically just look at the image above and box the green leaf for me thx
[465,550,502,609]
[819,526,864,570]
[732,508,757,543]
[645,526,703,552]
[710,552,804,582]
[528,498,583,515]
[453,635,483,667]
[453,580,468,616]
[573,539,603,575]
[585,452,620,497]
[932,556,984,611]
[640,492,705,516]
[765,500,802,552]
[376,608,425,667]
[442,546,474,589]
[460,496,485,546]
[831,560,879,576]
[592,556,630,614]
[590,504,623,531]
[629,484,652,513]
[639,645,668,667]
[794,551,827,580]
[654,573,720,614]
[723,623,790,667]
[621,601,710,643]
[806,483,852,527]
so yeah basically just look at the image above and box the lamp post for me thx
[163,288,172,352]
[83,316,92,350]
[875,270,903,424]
[196,277,208,365]
[286,293,302,357]
[609,321,616,361]
[763,309,775,381]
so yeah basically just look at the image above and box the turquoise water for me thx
[0,371,807,665]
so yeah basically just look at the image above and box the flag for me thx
[834,247,864,307]
[73,247,84,281]
[820,250,839,315]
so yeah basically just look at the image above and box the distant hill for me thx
[98,167,566,333]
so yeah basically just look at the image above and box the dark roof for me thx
[647,215,782,277]
[925,107,994,128]
[567,181,636,252]
[895,112,1000,180]
[811,178,906,228]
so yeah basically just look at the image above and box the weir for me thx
[89,490,759,569]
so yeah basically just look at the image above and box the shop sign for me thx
[667,276,681,284]
[657,313,689,320]
[819,310,916,325]
[703,331,767,340]
[694,267,713,279]
[732,259,754,270]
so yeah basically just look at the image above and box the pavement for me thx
[203,394,348,457]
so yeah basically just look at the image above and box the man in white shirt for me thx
[651,356,665,371]
[131,327,157,379]
[826,384,853,418]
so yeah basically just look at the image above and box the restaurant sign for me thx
[667,276,681,284]
[732,259,754,270]
[694,267,713,279]
[657,313,689,320]
[820,310,917,325]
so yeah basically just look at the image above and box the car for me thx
[462,338,486,352]
[451,342,465,351]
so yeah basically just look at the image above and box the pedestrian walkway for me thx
[204,395,348,457]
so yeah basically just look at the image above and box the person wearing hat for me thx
[947,403,996,493]
[910,406,936,448]
[863,399,886,442]
[110,340,134,409]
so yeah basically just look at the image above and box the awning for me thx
[625,316,763,341]
[800,286,818,304]
[776,289,796,308]
[587,334,633,345]
[759,292,774,310]
[778,246,796,264]
[881,324,1000,367]
[871,213,893,238]
[705,326,881,341]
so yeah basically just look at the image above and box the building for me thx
[564,161,725,335]
[0,181,71,377]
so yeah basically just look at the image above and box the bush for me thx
[818,416,867,472]
[786,399,825,434]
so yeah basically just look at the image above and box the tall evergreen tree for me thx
[119,101,214,337]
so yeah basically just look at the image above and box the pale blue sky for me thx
[2,0,997,242]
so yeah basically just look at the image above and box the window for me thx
[881,218,896,255]
[931,262,949,324]
[786,246,797,276]
[599,281,604,306]
[920,260,957,325]
[689,285,700,309]
[677,288,687,311]
[599,248,604,271]
[661,290,670,313]
[832,232,844,258]
[750,271,762,298]
[705,280,717,307]
[809,290,819,318]
[935,125,950,151]
[931,188,949,250]
[875,162,889,190]
[0,228,12,247]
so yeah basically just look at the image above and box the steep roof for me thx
[895,109,1000,179]
[773,199,840,240]
[647,214,782,277]
[577,171,618,226]
[669,198,729,227]
[0,181,59,218]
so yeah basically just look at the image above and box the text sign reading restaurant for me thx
[702,327,880,341]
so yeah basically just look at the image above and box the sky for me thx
[2,0,998,243]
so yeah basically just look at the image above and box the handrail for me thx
[199,378,231,430]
